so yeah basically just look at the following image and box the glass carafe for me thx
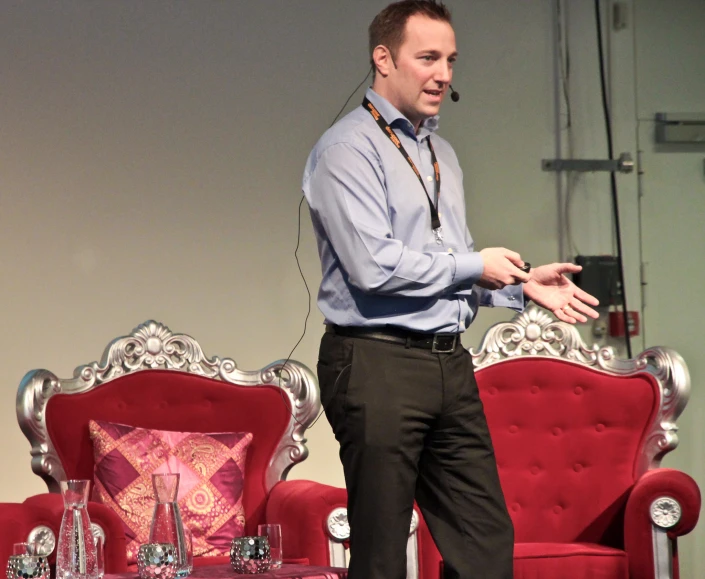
[56,480,99,579]
[149,473,190,577]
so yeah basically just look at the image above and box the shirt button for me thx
[508,296,516,301]
[427,175,433,181]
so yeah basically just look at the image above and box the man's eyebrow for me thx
[415,49,459,58]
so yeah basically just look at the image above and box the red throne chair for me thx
[14,320,350,572]
[412,307,700,579]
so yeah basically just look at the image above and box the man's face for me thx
[381,14,457,128]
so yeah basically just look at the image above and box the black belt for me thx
[326,325,460,354]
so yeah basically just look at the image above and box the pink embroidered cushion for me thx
[88,420,253,564]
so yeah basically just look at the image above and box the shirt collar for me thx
[364,87,440,139]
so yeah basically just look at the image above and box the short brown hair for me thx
[369,1,452,70]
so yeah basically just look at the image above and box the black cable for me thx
[329,67,373,128]
[278,67,373,428]
[282,194,312,374]
[594,0,632,358]
[278,194,323,429]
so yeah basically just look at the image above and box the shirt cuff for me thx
[450,252,484,285]
[490,284,526,311]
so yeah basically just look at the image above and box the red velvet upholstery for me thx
[0,502,57,570]
[266,480,348,566]
[416,357,701,578]
[21,493,129,572]
[45,370,288,535]
[513,543,629,579]
[438,543,630,579]
[485,359,655,545]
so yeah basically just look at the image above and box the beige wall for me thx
[1,0,702,572]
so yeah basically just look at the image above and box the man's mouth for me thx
[423,89,444,100]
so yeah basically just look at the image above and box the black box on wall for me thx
[573,255,621,306]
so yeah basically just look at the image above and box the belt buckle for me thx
[431,334,457,354]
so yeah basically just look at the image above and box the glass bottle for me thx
[56,480,99,579]
[149,473,190,578]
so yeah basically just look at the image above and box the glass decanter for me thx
[56,480,99,579]
[149,473,190,577]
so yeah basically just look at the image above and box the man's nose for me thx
[435,61,452,84]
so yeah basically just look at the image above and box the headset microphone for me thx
[450,85,460,102]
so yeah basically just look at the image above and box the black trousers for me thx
[317,331,514,579]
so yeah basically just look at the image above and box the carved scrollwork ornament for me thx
[650,497,682,529]
[73,320,224,384]
[27,525,56,556]
[327,507,350,540]
[90,523,106,544]
[470,307,600,369]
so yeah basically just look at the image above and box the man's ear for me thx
[372,45,395,77]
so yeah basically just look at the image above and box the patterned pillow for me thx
[88,420,253,564]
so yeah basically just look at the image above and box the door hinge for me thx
[640,262,648,308]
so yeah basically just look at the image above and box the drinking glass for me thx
[257,524,282,569]
[13,543,34,556]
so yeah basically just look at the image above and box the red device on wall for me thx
[609,310,640,337]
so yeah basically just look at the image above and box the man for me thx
[302,2,599,577]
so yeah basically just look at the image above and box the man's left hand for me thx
[523,263,600,324]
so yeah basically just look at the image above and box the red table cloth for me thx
[105,564,348,579]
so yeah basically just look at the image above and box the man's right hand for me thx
[477,247,531,290]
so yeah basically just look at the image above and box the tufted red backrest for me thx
[476,358,659,546]
[44,369,291,534]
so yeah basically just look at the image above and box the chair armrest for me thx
[266,480,347,566]
[624,468,701,579]
[22,493,129,573]
[0,501,60,567]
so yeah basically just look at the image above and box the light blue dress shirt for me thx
[303,88,524,333]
